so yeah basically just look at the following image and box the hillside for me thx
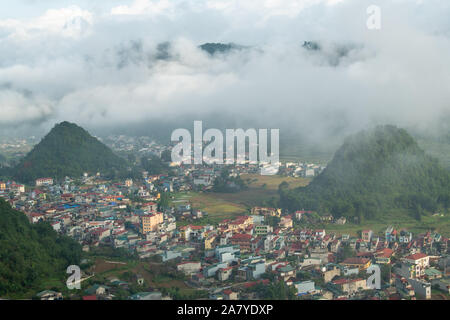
[13,122,127,183]
[280,125,450,222]
[0,198,81,297]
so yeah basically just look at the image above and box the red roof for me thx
[231,233,252,241]
[404,253,427,261]
[376,248,394,258]
[342,257,370,265]
[82,295,97,300]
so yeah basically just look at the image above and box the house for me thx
[385,226,397,243]
[332,278,367,294]
[407,278,431,299]
[85,284,110,296]
[361,230,373,243]
[230,233,252,252]
[177,261,202,276]
[341,257,371,271]
[320,264,341,283]
[35,178,54,187]
[140,212,164,234]
[279,216,293,229]
[403,253,429,269]
[218,267,233,281]
[431,278,450,294]
[254,224,272,236]
[222,289,238,300]
[335,217,346,225]
[36,290,63,300]
[424,268,442,280]
[129,292,162,300]
[295,280,316,296]
[374,248,394,264]
[399,231,413,244]
[277,265,295,281]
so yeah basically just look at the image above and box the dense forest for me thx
[279,125,450,222]
[12,122,128,183]
[0,198,81,297]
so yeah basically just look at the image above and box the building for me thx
[279,216,293,229]
[36,178,54,187]
[230,233,252,252]
[403,253,429,269]
[407,278,431,299]
[125,179,133,187]
[177,261,202,276]
[375,248,394,264]
[129,292,162,300]
[141,212,164,234]
[218,267,233,281]
[332,278,367,294]
[361,230,373,242]
[254,225,272,236]
[385,226,397,243]
[321,264,341,283]
[295,281,316,296]
[341,257,372,271]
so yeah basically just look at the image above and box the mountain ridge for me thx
[12,121,127,183]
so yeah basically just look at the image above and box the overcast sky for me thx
[1,0,450,141]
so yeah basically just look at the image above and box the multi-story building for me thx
[230,233,252,252]
[140,212,164,234]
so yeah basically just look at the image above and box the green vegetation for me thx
[280,125,450,223]
[0,198,82,298]
[251,280,297,300]
[212,169,248,193]
[12,121,128,183]
[141,155,169,175]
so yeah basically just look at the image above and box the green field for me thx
[172,174,310,225]
[306,210,450,237]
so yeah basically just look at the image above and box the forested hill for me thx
[0,198,81,297]
[13,121,127,183]
[280,125,450,222]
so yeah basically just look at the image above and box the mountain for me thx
[13,121,127,183]
[280,125,450,222]
[0,198,81,297]
[199,43,244,55]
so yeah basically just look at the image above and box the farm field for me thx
[172,174,310,224]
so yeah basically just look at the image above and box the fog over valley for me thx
[1,0,450,160]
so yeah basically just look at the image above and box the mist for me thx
[1,0,450,150]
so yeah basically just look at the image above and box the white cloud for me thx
[110,0,176,17]
[1,0,450,140]
[0,5,93,40]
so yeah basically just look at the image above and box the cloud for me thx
[1,0,450,143]
[0,5,93,40]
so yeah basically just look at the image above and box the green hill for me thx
[0,198,81,297]
[13,121,127,183]
[280,125,450,222]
